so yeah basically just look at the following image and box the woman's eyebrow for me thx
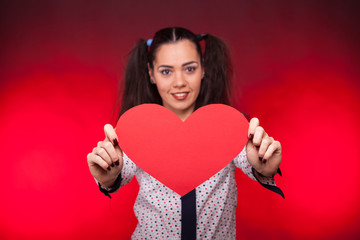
[158,65,173,69]
[182,61,198,67]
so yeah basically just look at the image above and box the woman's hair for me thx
[116,27,234,119]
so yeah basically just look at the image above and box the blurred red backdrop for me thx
[1,0,359,239]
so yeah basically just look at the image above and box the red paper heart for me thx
[115,104,249,196]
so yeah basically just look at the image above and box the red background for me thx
[1,0,359,239]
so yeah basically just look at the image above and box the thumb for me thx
[104,124,118,146]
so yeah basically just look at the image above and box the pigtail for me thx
[117,39,162,119]
[195,34,233,109]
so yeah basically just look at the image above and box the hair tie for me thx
[197,34,207,41]
[146,39,153,47]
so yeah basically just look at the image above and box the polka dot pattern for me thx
[109,147,276,239]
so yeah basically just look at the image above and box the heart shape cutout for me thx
[116,104,249,196]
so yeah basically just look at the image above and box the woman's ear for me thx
[147,63,155,84]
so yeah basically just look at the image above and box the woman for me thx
[87,27,283,239]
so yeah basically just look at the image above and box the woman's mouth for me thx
[172,92,189,100]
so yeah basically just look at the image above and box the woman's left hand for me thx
[246,117,282,177]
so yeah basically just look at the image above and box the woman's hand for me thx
[246,118,282,177]
[87,124,123,188]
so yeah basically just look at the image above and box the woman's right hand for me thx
[87,124,123,188]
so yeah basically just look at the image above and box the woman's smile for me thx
[171,92,189,100]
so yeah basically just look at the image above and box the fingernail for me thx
[262,159,267,163]
[259,157,263,161]
[111,163,115,167]
[107,166,111,171]
[249,134,254,140]
[115,160,119,166]
[113,139,118,146]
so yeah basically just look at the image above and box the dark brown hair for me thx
[116,27,233,119]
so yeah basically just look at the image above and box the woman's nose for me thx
[173,72,186,88]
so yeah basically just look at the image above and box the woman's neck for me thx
[166,106,195,122]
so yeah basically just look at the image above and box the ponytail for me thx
[117,39,162,119]
[195,34,233,110]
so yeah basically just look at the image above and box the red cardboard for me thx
[115,104,249,196]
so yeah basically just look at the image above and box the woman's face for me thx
[148,39,204,121]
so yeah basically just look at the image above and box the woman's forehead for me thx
[153,40,200,65]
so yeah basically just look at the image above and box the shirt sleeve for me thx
[233,146,284,198]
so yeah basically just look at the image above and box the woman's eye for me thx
[185,67,196,72]
[161,69,171,75]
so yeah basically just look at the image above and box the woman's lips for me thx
[172,92,189,100]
